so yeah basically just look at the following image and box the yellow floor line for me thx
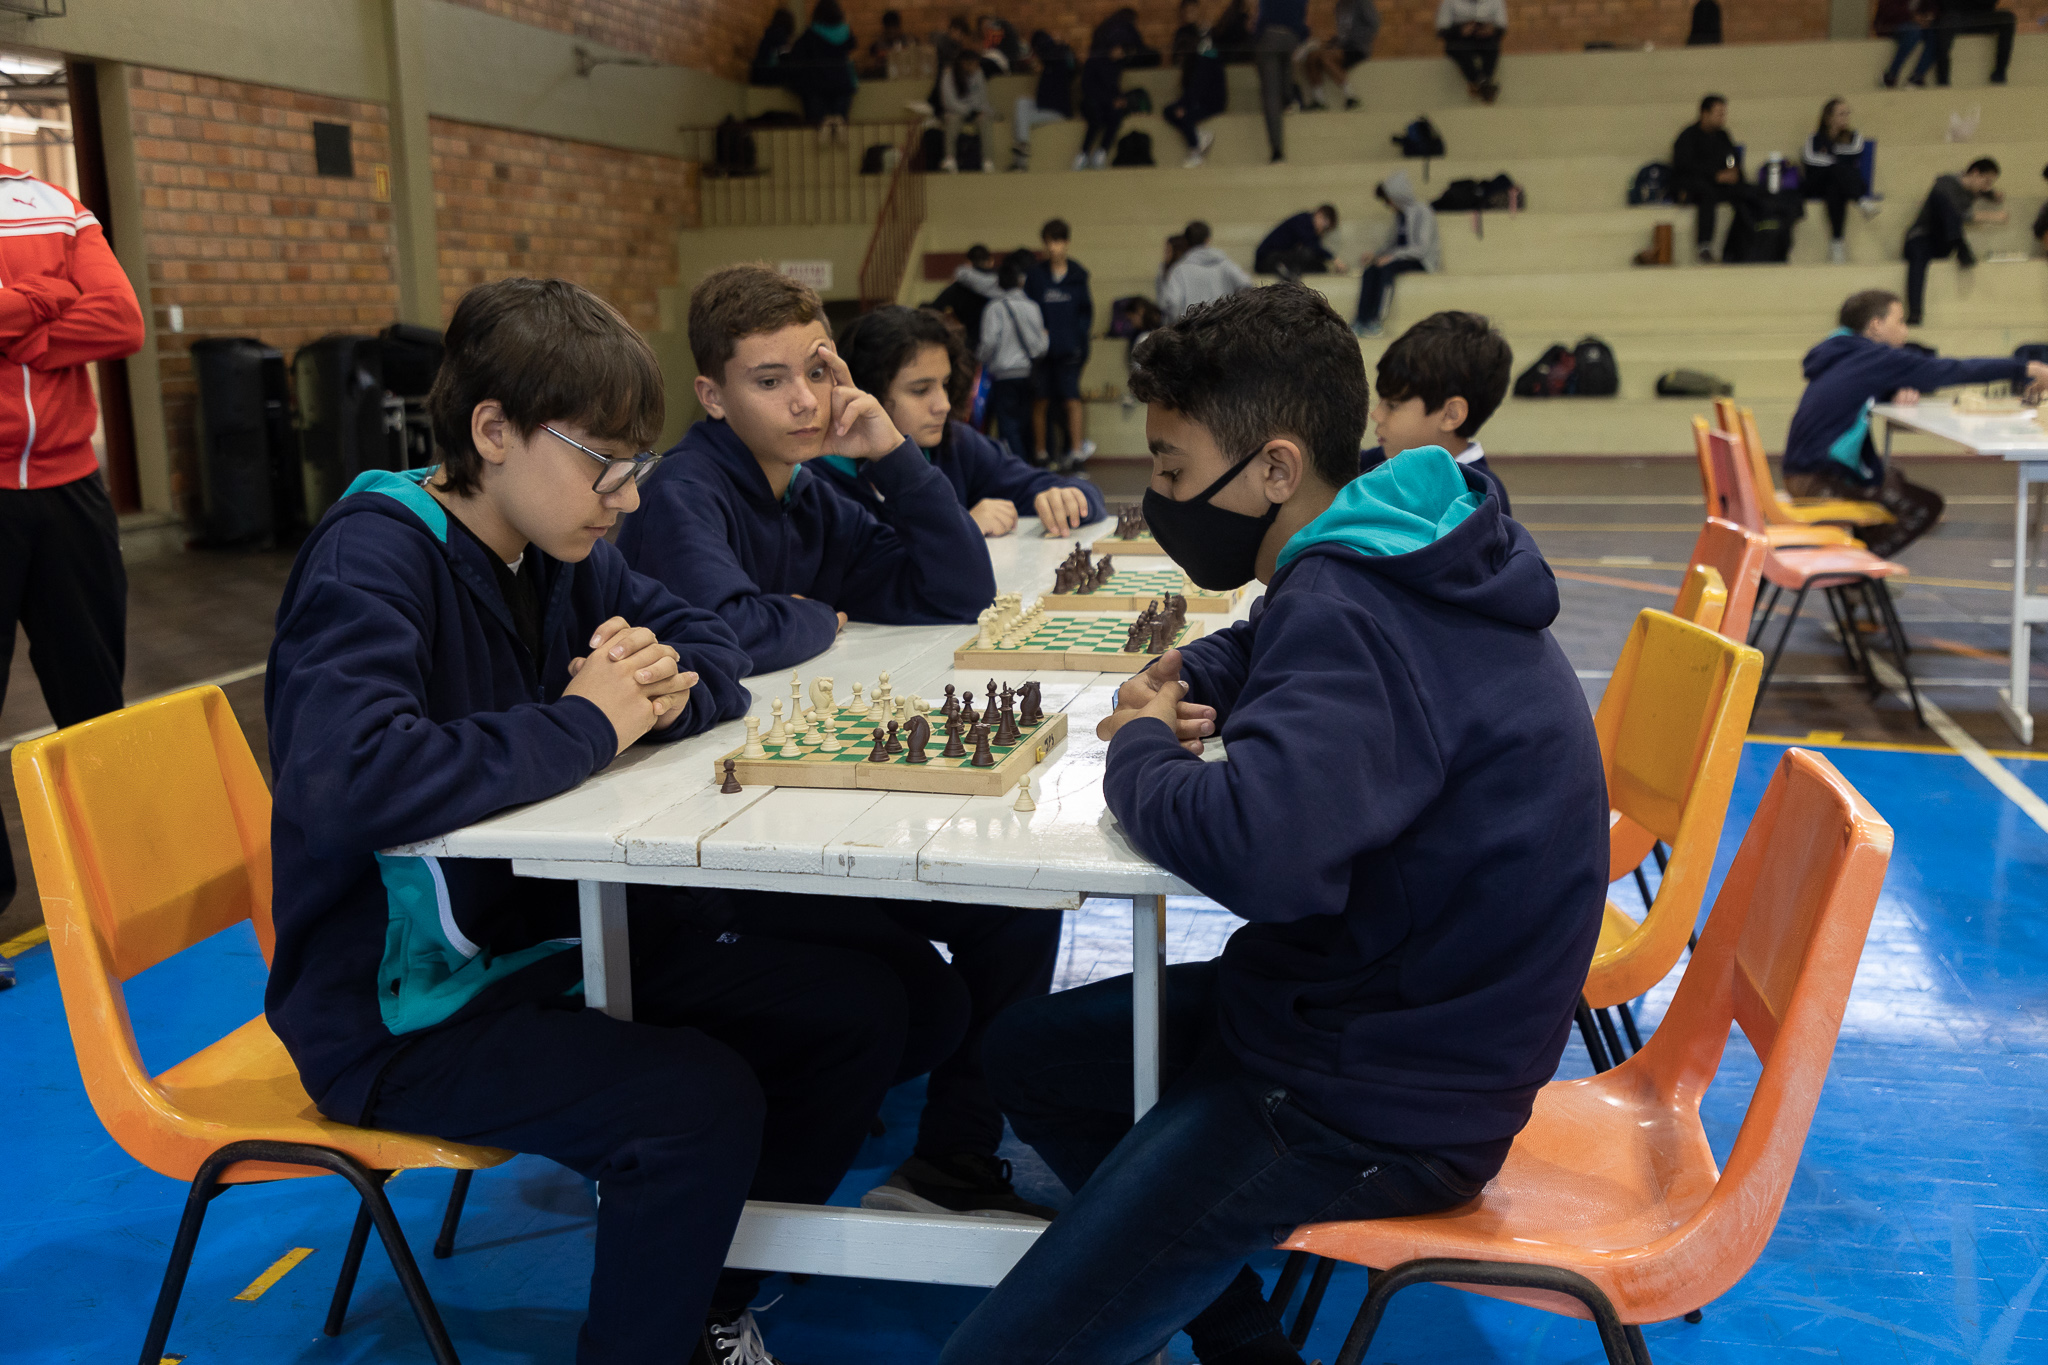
[0,925,49,958]
[1748,733,2048,762]
[234,1247,315,1301]
[1549,558,1690,570]
[1905,575,2028,592]
[1554,569,1682,594]
[1523,523,1701,533]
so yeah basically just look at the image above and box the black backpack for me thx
[1392,116,1445,160]
[1572,337,1619,396]
[1514,344,1575,398]
[1656,369,1732,397]
[919,126,947,170]
[1481,173,1524,210]
[1431,179,1487,212]
[1112,131,1154,166]
[713,116,757,177]
[1628,162,1672,205]
[860,143,890,175]
[955,128,984,172]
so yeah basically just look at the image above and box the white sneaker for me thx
[1830,239,1848,263]
[1182,150,1206,168]
[699,1310,784,1365]
[1077,439,1097,462]
[1858,195,1885,219]
[940,157,958,174]
[1071,151,1089,170]
[1196,128,1215,157]
[1091,148,1108,169]
[905,100,934,117]
[982,159,997,172]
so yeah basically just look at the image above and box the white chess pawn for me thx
[849,682,865,714]
[797,708,816,743]
[767,697,787,744]
[742,716,766,757]
[779,726,804,757]
[1013,775,1036,812]
[818,715,843,753]
[976,607,996,648]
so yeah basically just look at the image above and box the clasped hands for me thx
[1097,649,1216,755]
[565,616,697,753]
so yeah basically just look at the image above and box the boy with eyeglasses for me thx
[265,276,916,1365]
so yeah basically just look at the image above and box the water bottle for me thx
[1764,154,1784,195]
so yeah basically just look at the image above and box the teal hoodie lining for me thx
[345,466,448,542]
[1277,445,1480,570]
[1817,329,1874,473]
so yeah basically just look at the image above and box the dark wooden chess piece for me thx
[720,758,742,793]
[941,714,967,758]
[943,683,957,714]
[867,727,890,762]
[959,690,978,726]
[994,690,1020,746]
[968,723,994,767]
[1148,616,1175,652]
[905,714,931,763]
[1123,616,1150,652]
[1018,680,1042,726]
[885,720,903,754]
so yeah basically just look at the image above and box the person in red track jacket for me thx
[0,161,145,983]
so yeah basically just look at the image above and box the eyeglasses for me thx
[541,424,662,494]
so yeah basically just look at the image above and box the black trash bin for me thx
[293,334,398,524]
[191,336,292,547]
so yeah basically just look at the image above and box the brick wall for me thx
[430,119,696,332]
[445,0,782,80]
[128,67,398,514]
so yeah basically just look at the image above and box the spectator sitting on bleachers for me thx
[1255,203,1345,278]
[1353,173,1439,337]
[1804,99,1884,265]
[1012,29,1076,171]
[1673,94,1742,263]
[1687,0,1721,45]
[1921,0,2018,87]
[915,15,977,116]
[1335,0,1381,78]
[1437,0,1506,104]
[1076,37,1129,170]
[1295,0,1379,110]
[1160,220,1252,323]
[1874,0,1939,88]
[865,9,910,79]
[750,8,795,87]
[1902,157,2007,325]
[785,0,859,140]
[1165,3,1228,167]
[1092,7,1163,67]
[939,47,997,173]
[980,15,1030,72]
[1213,0,1254,60]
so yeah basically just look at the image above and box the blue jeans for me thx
[940,961,1479,1365]
[1883,24,1928,84]
[990,376,1039,460]
[1355,258,1427,325]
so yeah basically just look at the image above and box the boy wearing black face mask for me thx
[938,283,1606,1365]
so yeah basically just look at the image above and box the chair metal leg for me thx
[136,1152,238,1365]
[1576,996,1614,1072]
[1288,1254,1338,1346]
[1823,586,1879,694]
[1268,1250,1309,1313]
[1758,583,1811,698]
[326,1198,376,1336]
[1597,1007,1629,1062]
[435,1168,474,1260]
[1631,866,1655,913]
[1747,584,1783,649]
[1616,1001,1644,1052]
[1685,1308,1704,1323]
[1869,582,1925,726]
[1649,842,1668,874]
[331,1158,463,1365]
[1331,1258,1642,1365]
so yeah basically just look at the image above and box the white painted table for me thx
[1875,402,2048,742]
[395,518,1258,1287]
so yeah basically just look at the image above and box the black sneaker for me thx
[695,1309,786,1365]
[860,1152,1057,1221]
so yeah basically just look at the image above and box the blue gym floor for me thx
[4,740,2046,1364]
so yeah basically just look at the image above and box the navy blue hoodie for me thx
[1104,450,1605,1181]
[1256,212,1333,267]
[263,470,753,1126]
[1784,330,2029,483]
[811,420,1106,525]
[617,418,996,675]
[1026,258,1094,361]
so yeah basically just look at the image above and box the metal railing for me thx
[683,118,919,229]
[858,124,928,309]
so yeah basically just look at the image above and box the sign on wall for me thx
[779,260,834,292]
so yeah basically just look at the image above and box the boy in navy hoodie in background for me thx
[1358,309,1515,516]
[940,283,1606,1365]
[825,303,1104,537]
[1027,217,1097,468]
[1784,288,2046,557]
[265,278,914,1365]
[618,264,994,676]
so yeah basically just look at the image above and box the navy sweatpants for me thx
[367,898,927,1365]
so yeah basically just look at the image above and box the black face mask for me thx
[1141,448,1280,591]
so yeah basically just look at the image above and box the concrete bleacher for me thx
[890,34,2048,459]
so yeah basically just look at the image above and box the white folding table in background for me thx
[1874,402,2048,742]
[395,524,1251,1287]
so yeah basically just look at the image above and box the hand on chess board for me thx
[566,616,696,749]
[970,497,1020,537]
[1097,649,1216,754]
[1034,486,1092,538]
[813,339,905,460]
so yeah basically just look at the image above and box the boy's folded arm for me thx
[1172,622,1254,722]
[1104,597,1443,921]
[836,441,997,622]
[271,576,616,861]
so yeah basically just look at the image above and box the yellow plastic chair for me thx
[1580,609,1761,1070]
[1692,416,1859,550]
[1719,399,1893,531]
[11,686,509,1365]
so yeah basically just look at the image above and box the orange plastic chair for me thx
[1580,610,1760,1071]
[1691,416,1857,550]
[1706,427,1923,725]
[1718,399,1893,530]
[1672,565,1727,633]
[1679,517,1768,643]
[11,686,510,1365]
[1275,748,1893,1365]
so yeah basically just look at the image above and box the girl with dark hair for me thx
[1803,97,1883,264]
[827,306,1104,537]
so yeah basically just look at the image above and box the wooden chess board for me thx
[1040,567,1240,614]
[953,613,1208,672]
[1087,531,1170,556]
[712,704,1066,796]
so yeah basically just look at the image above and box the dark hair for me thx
[1041,217,1071,243]
[810,0,844,25]
[1129,283,1367,488]
[966,243,992,267]
[882,8,902,25]
[1373,183,1389,204]
[429,277,663,495]
[1700,93,1727,114]
[1839,289,1901,334]
[948,13,974,35]
[998,258,1026,291]
[1314,203,1339,229]
[765,9,795,41]
[1816,97,1849,139]
[687,262,830,384]
[839,305,969,408]
[1374,311,1514,441]
[1183,219,1211,246]
[1965,157,2000,178]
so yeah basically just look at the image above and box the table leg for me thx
[1998,465,2038,745]
[578,880,633,1021]
[1131,894,1167,1119]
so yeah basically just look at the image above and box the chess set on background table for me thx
[1087,504,1168,556]
[713,671,1066,798]
[1037,542,1242,613]
[953,592,1205,672]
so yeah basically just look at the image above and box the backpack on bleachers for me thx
[860,144,890,175]
[1392,117,1445,160]
[714,116,757,177]
[1514,344,1575,398]
[1571,337,1619,396]
[1112,131,1154,166]
[920,126,947,170]
[1628,162,1673,205]
[1431,179,1488,212]
[1724,193,1797,264]
[1656,369,1733,397]
[956,129,984,171]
